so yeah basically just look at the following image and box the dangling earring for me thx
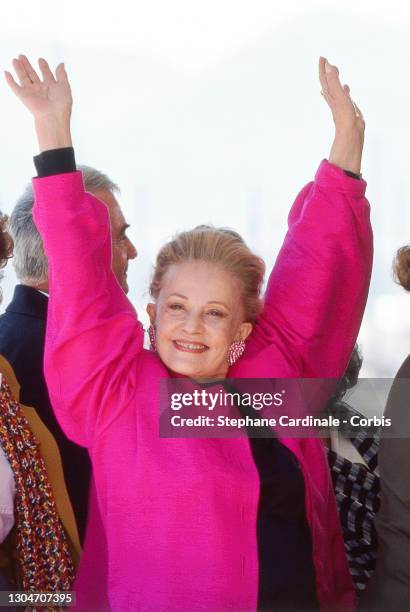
[227,340,246,366]
[148,325,157,351]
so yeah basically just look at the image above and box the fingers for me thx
[323,60,345,99]
[9,55,57,88]
[10,56,65,86]
[4,70,22,96]
[343,84,364,121]
[12,57,33,87]
[319,56,329,94]
[351,99,365,122]
[38,57,56,83]
[18,54,40,83]
[55,62,68,83]
[319,58,361,114]
[319,57,346,101]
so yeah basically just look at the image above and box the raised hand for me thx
[319,57,364,175]
[5,55,72,152]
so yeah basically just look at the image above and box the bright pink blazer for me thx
[33,160,372,611]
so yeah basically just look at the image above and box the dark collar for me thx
[5,284,48,320]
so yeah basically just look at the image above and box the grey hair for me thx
[8,165,119,284]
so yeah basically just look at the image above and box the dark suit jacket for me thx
[363,355,410,610]
[0,284,91,547]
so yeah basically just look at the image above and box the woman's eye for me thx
[169,303,184,311]
[207,310,224,317]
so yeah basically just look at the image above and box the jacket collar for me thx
[5,284,48,320]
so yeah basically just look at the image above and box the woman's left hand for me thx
[319,57,365,175]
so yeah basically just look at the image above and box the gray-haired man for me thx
[0,163,137,560]
[10,164,137,295]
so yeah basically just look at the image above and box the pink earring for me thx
[227,340,246,366]
[148,325,157,351]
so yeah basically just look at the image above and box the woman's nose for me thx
[182,312,203,334]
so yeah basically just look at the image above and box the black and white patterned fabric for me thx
[326,403,380,595]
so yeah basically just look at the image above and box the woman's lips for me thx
[173,340,209,353]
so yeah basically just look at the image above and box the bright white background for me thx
[1,0,409,375]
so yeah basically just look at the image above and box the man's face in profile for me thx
[94,190,137,294]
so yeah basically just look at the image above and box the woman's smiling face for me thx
[147,260,252,380]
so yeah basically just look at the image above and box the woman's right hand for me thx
[5,55,72,152]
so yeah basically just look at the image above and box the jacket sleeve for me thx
[246,160,373,377]
[33,171,144,448]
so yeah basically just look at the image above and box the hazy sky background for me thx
[3,1,410,73]
[1,0,409,376]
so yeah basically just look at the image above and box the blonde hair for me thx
[394,245,410,291]
[150,225,265,321]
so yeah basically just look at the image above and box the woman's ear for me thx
[146,303,156,325]
[238,322,253,342]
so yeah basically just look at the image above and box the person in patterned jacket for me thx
[326,345,380,596]
[0,214,74,593]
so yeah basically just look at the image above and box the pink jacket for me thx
[33,160,372,612]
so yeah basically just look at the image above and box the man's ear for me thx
[146,303,156,325]
[238,322,253,342]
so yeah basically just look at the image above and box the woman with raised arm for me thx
[6,55,372,611]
